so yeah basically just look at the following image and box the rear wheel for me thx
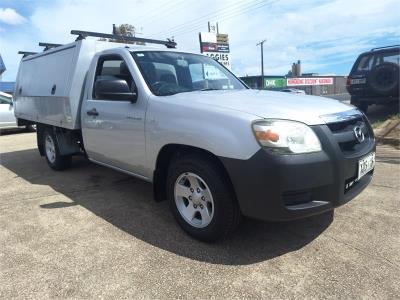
[43,129,71,170]
[167,154,241,242]
[26,124,36,132]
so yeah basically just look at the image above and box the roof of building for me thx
[0,82,16,94]
[0,54,6,76]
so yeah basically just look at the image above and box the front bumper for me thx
[219,124,375,221]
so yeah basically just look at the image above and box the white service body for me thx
[14,40,132,129]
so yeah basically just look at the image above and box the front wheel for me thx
[43,129,71,170]
[167,154,241,242]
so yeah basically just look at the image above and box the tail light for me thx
[346,77,351,91]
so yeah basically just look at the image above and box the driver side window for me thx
[93,56,137,100]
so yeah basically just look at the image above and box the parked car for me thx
[280,88,306,95]
[347,45,399,113]
[14,30,375,241]
[0,92,35,131]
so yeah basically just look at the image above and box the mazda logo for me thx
[353,126,365,143]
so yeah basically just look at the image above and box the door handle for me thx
[86,108,99,116]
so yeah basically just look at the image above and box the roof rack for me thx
[39,42,63,51]
[18,51,38,58]
[371,45,400,51]
[71,30,177,48]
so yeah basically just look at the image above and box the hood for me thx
[166,89,355,125]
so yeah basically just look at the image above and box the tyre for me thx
[167,153,241,242]
[43,128,71,170]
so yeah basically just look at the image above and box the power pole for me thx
[256,39,266,89]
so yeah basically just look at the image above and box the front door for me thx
[81,54,147,177]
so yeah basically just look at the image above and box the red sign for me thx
[287,77,333,86]
[201,43,229,53]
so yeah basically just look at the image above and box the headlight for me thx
[252,119,322,154]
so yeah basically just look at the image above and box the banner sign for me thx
[287,77,333,86]
[201,42,230,53]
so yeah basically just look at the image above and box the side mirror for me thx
[95,79,138,102]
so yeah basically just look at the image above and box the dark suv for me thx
[347,45,399,113]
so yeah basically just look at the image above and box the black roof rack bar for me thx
[371,45,400,51]
[18,51,38,58]
[39,42,63,51]
[70,30,177,48]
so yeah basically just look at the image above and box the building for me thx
[0,81,16,95]
[0,54,6,81]
[0,54,16,95]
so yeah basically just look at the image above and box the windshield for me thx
[131,51,246,96]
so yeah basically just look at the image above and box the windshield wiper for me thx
[200,88,221,91]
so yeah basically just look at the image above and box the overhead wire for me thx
[158,0,275,38]
[154,0,261,36]
[132,0,190,29]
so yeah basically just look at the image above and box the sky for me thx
[0,0,399,81]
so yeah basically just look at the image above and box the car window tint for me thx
[100,60,122,76]
[372,52,400,67]
[189,64,203,82]
[132,51,245,96]
[153,62,178,84]
[382,53,400,65]
[356,55,372,71]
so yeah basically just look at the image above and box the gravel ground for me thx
[0,132,399,299]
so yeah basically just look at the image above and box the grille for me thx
[326,115,373,156]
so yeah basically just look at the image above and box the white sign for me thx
[208,21,218,34]
[287,77,333,86]
[203,52,231,69]
[199,32,217,43]
[204,65,225,79]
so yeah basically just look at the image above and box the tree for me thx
[114,24,135,37]
[111,24,145,45]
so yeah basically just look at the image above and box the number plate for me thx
[351,78,366,84]
[358,152,375,180]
